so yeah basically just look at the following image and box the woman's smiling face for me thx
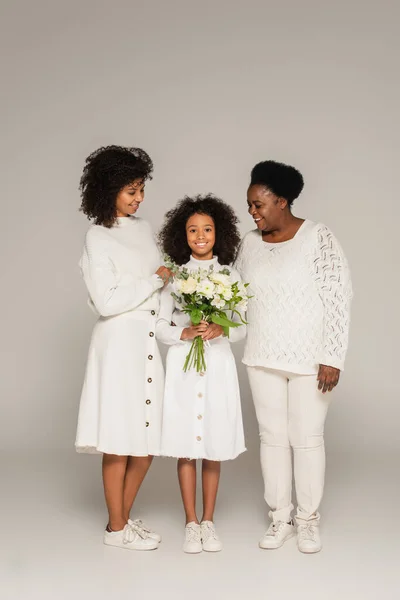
[247,184,286,231]
[116,179,145,217]
[186,213,215,261]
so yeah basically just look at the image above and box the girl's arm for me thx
[80,229,164,317]
[156,284,186,345]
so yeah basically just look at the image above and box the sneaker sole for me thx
[183,548,203,554]
[298,545,322,554]
[202,546,223,552]
[104,540,159,551]
[259,531,295,550]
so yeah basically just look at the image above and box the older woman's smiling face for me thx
[247,184,286,232]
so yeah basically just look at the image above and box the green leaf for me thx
[190,308,202,325]
[211,313,240,328]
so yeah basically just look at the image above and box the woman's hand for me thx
[180,320,209,341]
[155,266,174,286]
[317,365,340,394]
[201,323,224,341]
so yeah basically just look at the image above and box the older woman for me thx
[75,146,172,551]
[235,160,352,553]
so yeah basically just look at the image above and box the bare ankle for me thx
[107,520,127,532]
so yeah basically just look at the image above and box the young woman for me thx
[75,146,172,551]
[157,195,246,554]
[235,160,353,553]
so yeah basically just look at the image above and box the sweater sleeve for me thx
[226,267,247,344]
[314,224,353,370]
[156,284,185,345]
[80,229,164,317]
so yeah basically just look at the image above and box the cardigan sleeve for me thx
[80,228,163,317]
[156,284,186,345]
[314,224,353,370]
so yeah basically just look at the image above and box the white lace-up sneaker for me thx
[128,518,161,543]
[183,522,202,554]
[201,521,223,552]
[296,521,322,554]
[259,520,295,549]
[104,522,159,551]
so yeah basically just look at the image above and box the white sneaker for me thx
[128,518,162,544]
[259,520,295,549]
[201,521,223,552]
[296,521,322,554]
[183,522,202,554]
[104,522,159,551]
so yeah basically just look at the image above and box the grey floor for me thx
[2,449,399,600]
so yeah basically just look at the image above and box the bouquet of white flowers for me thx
[164,256,250,372]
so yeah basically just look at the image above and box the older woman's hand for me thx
[317,365,340,394]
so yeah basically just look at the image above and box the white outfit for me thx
[235,220,352,521]
[235,220,353,373]
[75,216,165,456]
[247,367,331,522]
[156,256,246,461]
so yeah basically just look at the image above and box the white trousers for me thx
[247,367,332,523]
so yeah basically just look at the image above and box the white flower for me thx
[179,277,197,294]
[196,278,215,298]
[221,286,233,301]
[210,272,231,287]
[237,283,248,298]
[211,296,226,309]
[237,299,248,310]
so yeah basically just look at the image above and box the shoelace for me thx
[201,522,218,542]
[186,524,201,543]
[122,522,149,545]
[131,519,152,534]
[298,523,317,542]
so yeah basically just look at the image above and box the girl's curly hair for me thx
[79,145,153,227]
[158,194,241,266]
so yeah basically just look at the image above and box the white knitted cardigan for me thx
[235,220,353,373]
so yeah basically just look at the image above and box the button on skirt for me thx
[76,311,164,456]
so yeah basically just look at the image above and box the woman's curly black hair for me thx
[250,160,304,206]
[79,145,153,227]
[158,194,241,266]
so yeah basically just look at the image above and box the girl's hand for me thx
[201,323,224,341]
[180,320,209,341]
[156,266,174,286]
[317,364,340,394]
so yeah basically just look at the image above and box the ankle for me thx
[107,520,127,532]
[186,518,200,525]
[201,516,214,523]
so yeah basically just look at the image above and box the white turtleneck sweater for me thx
[80,216,163,317]
[235,220,353,373]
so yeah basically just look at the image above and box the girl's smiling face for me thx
[186,213,215,261]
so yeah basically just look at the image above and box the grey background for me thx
[1,1,399,599]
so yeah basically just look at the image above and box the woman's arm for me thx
[80,229,164,317]
[314,224,353,371]
[155,284,186,345]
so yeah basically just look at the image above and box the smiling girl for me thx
[157,195,246,553]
